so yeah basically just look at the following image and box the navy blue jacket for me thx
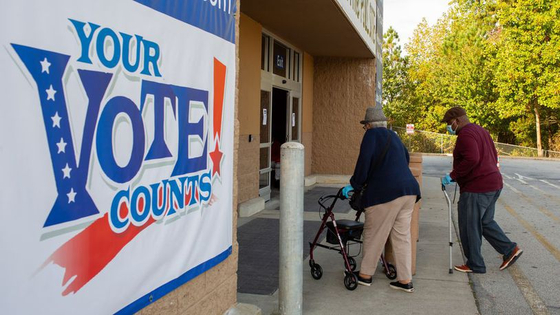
[350,127,421,208]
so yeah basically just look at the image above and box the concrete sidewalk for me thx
[236,176,479,315]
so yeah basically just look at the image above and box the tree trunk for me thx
[534,105,543,157]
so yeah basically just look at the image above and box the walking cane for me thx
[442,181,453,274]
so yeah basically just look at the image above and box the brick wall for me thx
[312,57,376,175]
[238,134,260,203]
[302,132,313,176]
[302,53,314,177]
[138,245,238,314]
[237,13,262,203]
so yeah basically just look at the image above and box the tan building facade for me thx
[238,0,382,209]
[140,0,382,313]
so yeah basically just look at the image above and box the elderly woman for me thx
[342,105,421,292]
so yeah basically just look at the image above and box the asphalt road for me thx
[423,155,560,315]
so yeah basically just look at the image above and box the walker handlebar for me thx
[317,187,345,209]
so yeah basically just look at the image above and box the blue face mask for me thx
[447,123,456,135]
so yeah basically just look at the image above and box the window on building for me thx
[261,34,270,71]
[293,52,300,82]
[273,41,290,78]
[291,97,300,141]
[262,32,302,84]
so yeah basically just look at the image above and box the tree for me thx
[381,0,560,153]
[492,0,560,156]
[382,27,417,127]
[406,14,456,131]
[383,27,407,105]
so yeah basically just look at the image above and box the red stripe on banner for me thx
[185,183,192,205]
[44,212,155,295]
[158,186,163,208]
[213,58,226,140]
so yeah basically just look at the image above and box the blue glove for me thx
[441,174,453,186]
[342,184,353,199]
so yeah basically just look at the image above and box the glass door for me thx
[259,87,272,201]
[289,93,301,142]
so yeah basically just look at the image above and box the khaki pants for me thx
[360,195,416,281]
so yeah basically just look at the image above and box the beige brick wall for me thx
[138,245,238,315]
[238,134,260,203]
[138,1,240,314]
[312,57,376,175]
[237,13,262,203]
[238,14,262,137]
[302,132,313,176]
[302,53,314,176]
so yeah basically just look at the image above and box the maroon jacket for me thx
[450,123,503,193]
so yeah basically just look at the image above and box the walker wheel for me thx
[347,257,357,271]
[385,263,397,280]
[310,264,323,280]
[344,273,358,290]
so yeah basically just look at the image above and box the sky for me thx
[383,0,451,51]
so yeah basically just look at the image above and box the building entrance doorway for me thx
[270,88,288,190]
[258,32,302,201]
[258,87,300,201]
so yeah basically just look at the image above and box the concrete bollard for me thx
[278,142,304,315]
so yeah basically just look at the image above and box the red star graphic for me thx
[209,142,223,177]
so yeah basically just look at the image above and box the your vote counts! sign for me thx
[0,0,236,313]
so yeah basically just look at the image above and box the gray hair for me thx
[368,121,387,128]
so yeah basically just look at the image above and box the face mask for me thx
[447,121,457,135]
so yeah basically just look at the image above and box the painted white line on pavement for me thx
[502,173,512,179]
[503,183,560,223]
[528,184,547,194]
[504,182,521,193]
[515,173,535,181]
[541,180,560,190]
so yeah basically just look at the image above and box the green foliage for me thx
[509,116,535,147]
[382,0,560,152]
[492,0,560,154]
[382,27,418,127]
[393,128,457,154]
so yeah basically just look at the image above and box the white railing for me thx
[392,126,560,158]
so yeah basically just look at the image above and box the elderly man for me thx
[342,105,420,292]
[441,107,522,273]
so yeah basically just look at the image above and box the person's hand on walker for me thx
[342,184,353,199]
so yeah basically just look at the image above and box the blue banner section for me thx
[116,246,232,315]
[134,0,236,43]
[12,44,103,227]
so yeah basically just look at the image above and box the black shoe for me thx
[350,271,372,286]
[389,281,414,293]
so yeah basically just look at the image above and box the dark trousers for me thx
[457,190,516,273]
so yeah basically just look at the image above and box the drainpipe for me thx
[278,142,304,315]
